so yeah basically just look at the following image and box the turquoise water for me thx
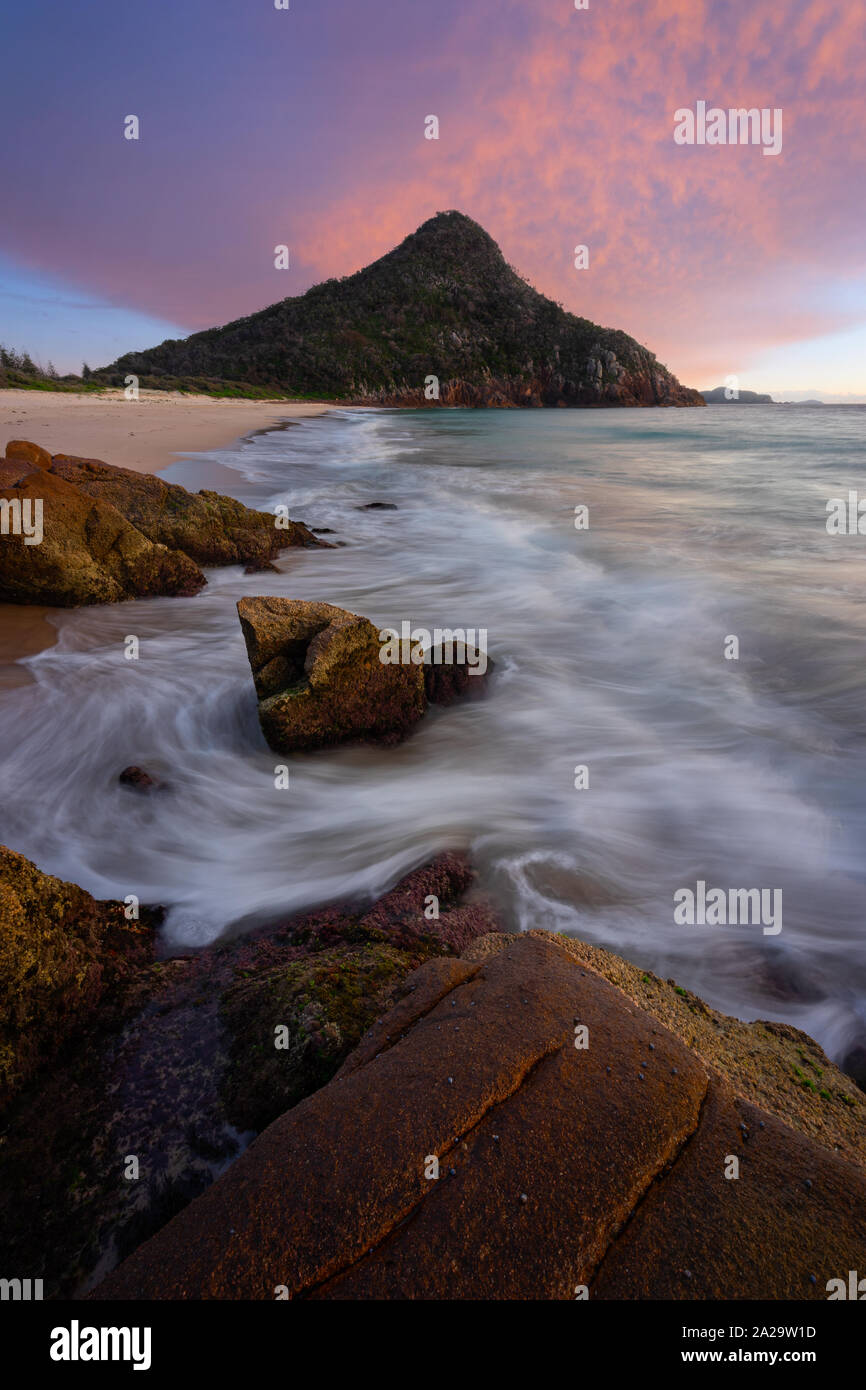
[2,404,865,1064]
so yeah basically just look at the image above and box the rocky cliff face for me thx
[97,212,704,408]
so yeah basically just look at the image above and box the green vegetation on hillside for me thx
[95,211,703,407]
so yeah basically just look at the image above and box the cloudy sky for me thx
[1,0,863,397]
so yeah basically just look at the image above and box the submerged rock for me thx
[244,559,279,574]
[237,596,493,752]
[424,644,493,704]
[118,765,159,792]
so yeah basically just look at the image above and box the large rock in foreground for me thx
[0,849,496,1298]
[238,596,491,751]
[93,933,866,1301]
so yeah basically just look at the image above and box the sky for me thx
[1,0,864,398]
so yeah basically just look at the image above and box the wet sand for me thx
[0,388,333,684]
[0,606,58,689]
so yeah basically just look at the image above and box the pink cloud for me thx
[1,0,862,386]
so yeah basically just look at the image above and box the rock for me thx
[357,502,398,510]
[0,460,31,488]
[0,846,154,1112]
[0,442,330,607]
[118,765,159,791]
[0,849,496,1297]
[49,453,325,567]
[238,598,496,751]
[351,850,495,954]
[244,559,279,574]
[237,596,427,750]
[220,853,498,1132]
[5,439,53,470]
[523,931,866,1165]
[0,468,206,606]
[590,1079,862,1300]
[91,934,866,1301]
[219,941,427,1133]
[424,645,493,704]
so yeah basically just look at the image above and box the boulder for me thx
[424,645,493,704]
[237,597,427,750]
[0,469,206,606]
[5,439,53,470]
[0,441,329,606]
[237,597,493,751]
[92,934,866,1301]
[0,846,154,1111]
[50,452,325,567]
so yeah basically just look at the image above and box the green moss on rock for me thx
[220,940,439,1131]
[0,846,154,1109]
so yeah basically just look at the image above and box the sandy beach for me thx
[0,388,333,683]
[0,387,331,476]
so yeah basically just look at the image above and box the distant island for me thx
[701,387,776,404]
[94,211,704,408]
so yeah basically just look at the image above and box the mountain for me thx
[701,387,776,404]
[96,212,703,408]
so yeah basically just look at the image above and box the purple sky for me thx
[2,0,864,396]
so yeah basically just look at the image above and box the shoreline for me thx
[0,388,334,683]
[0,387,333,476]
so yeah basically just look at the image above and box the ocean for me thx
[2,404,865,1066]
